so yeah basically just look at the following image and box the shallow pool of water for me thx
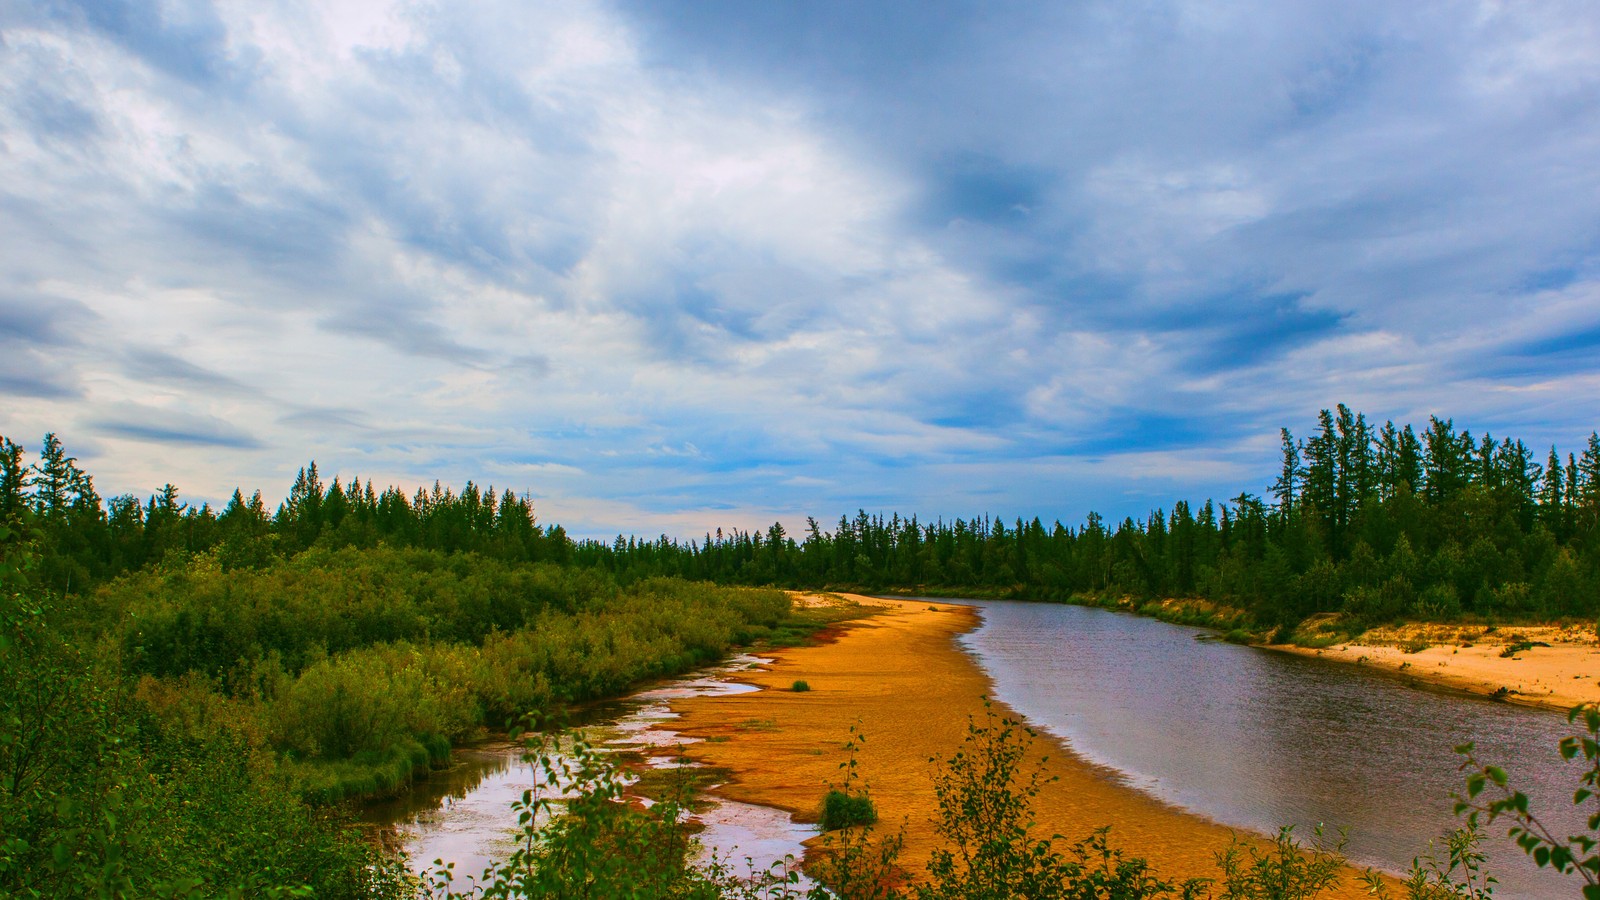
[366,654,818,891]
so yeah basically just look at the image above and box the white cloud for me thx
[2,0,1598,535]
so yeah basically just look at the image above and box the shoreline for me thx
[667,593,1378,896]
[875,587,1599,714]
[1267,623,1600,713]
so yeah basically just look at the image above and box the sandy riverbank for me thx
[1269,622,1600,713]
[668,593,1378,896]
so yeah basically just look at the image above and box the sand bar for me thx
[1270,622,1600,713]
[669,594,1379,896]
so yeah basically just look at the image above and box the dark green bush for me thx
[820,789,877,831]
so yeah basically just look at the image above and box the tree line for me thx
[580,407,1600,627]
[5,403,1599,629]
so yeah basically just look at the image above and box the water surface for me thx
[957,600,1584,900]
[365,655,817,890]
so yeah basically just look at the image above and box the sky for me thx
[2,0,1599,539]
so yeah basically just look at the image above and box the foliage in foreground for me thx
[0,528,407,899]
[1453,702,1600,899]
[420,726,723,900]
[916,707,1206,900]
[416,701,1600,900]
[1,497,798,896]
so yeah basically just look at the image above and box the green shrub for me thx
[919,704,1206,900]
[420,729,728,899]
[792,679,811,692]
[820,789,877,831]
[1413,584,1461,619]
[1214,826,1344,900]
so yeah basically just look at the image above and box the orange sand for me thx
[1271,623,1600,712]
[671,594,1379,896]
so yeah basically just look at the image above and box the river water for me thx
[957,599,1585,900]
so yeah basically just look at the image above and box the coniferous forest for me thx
[3,405,1599,897]
[11,404,1595,629]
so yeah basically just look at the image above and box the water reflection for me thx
[361,744,531,883]
[957,600,1583,900]
[367,655,817,889]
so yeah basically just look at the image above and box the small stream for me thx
[362,655,819,889]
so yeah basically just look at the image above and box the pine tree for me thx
[1301,410,1337,548]
[28,433,85,519]
[1539,447,1565,536]
[0,435,27,524]
[281,462,326,550]
[1397,424,1424,494]
[1270,428,1302,524]
[1422,417,1470,505]
[1577,433,1600,533]
[1376,421,1401,500]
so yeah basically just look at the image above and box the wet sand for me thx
[670,594,1379,896]
[1271,623,1600,713]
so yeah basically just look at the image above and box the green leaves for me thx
[1214,825,1344,900]
[419,727,741,900]
[1452,701,1600,896]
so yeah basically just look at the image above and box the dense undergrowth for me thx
[0,518,798,897]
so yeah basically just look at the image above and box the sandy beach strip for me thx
[1269,622,1600,713]
[668,594,1380,897]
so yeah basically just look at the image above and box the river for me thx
[958,599,1583,900]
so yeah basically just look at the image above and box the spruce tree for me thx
[0,436,26,525]
[1270,428,1302,524]
[1540,448,1565,536]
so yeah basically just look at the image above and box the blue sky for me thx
[2,0,1599,538]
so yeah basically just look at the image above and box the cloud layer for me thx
[3,0,1598,536]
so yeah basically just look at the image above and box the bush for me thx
[1214,826,1344,900]
[918,704,1207,900]
[792,680,811,692]
[1413,584,1461,620]
[420,729,727,899]
[820,789,877,831]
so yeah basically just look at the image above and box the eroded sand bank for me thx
[1270,622,1600,713]
[669,594,1378,896]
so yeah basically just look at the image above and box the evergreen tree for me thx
[1422,417,1471,504]
[1577,433,1600,534]
[1301,410,1338,539]
[28,433,85,520]
[1541,448,1566,537]
[0,436,27,525]
[1270,429,1302,524]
